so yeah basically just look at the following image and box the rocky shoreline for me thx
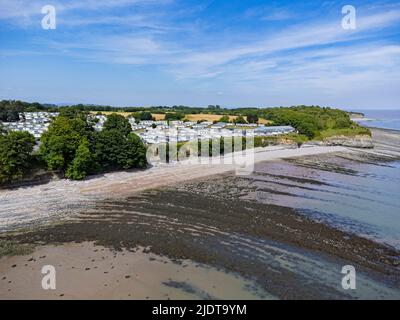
[313,134,374,148]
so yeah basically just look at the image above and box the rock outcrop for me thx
[311,135,374,148]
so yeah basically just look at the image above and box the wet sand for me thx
[0,242,270,300]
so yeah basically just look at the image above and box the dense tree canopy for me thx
[95,115,146,171]
[0,131,36,184]
[138,111,154,121]
[261,106,354,138]
[0,101,21,122]
[65,138,95,180]
[39,112,147,180]
[165,113,185,121]
[246,113,259,124]
[0,100,51,117]
[219,115,230,123]
[234,116,247,124]
[0,122,6,135]
[40,116,94,171]
[103,113,132,136]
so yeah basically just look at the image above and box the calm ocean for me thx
[252,157,400,250]
[355,109,400,131]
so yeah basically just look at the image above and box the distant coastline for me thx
[351,117,377,122]
[349,109,400,131]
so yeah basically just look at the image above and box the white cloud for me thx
[161,9,400,79]
[0,0,171,22]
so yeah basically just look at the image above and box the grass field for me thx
[184,113,237,122]
[90,111,165,120]
[183,113,272,124]
[90,111,272,124]
[90,111,133,117]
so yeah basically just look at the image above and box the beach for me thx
[0,144,348,233]
[0,242,271,300]
[1,128,400,299]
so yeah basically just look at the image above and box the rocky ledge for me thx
[311,135,374,148]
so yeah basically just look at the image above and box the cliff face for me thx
[348,112,366,119]
[311,135,374,148]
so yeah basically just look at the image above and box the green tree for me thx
[65,139,95,180]
[0,122,6,135]
[235,116,247,124]
[41,112,146,179]
[335,117,352,129]
[139,111,154,121]
[58,107,88,120]
[0,102,20,121]
[95,129,129,170]
[165,113,184,121]
[40,116,93,172]
[126,133,147,168]
[95,129,147,170]
[103,113,132,136]
[246,113,259,124]
[0,131,35,184]
[94,115,147,171]
[219,115,230,123]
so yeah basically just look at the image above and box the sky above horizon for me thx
[1,0,400,109]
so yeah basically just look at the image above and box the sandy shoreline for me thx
[0,144,348,232]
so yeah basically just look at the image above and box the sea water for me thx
[356,109,400,131]
[250,158,400,250]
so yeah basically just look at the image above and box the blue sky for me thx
[0,0,400,109]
